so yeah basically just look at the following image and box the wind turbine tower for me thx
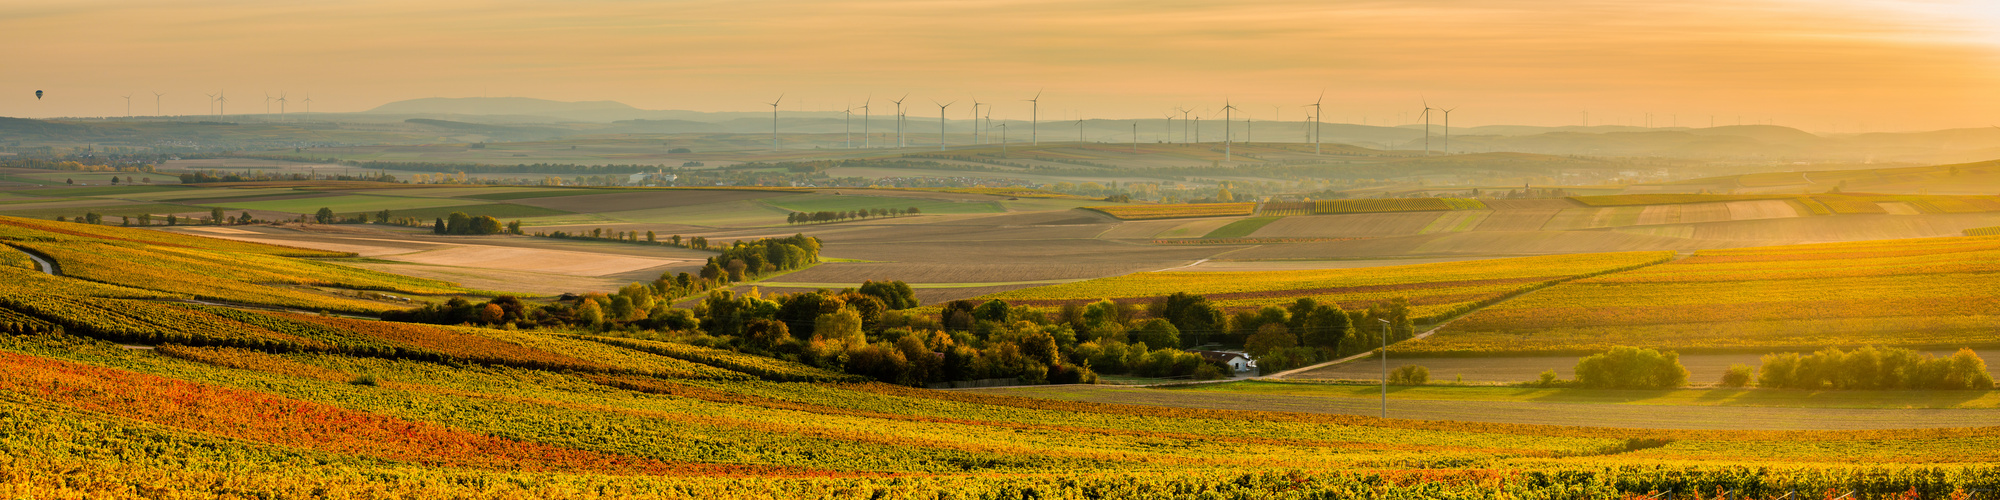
[766,93,784,150]
[152,91,164,116]
[1177,107,1191,143]
[891,94,908,148]
[1421,100,1434,156]
[1024,90,1041,145]
[277,93,287,122]
[217,91,227,116]
[205,92,217,116]
[842,103,853,148]
[970,98,983,145]
[302,96,312,115]
[120,94,131,117]
[861,96,872,148]
[1220,100,1238,162]
[1439,107,1455,155]
[1311,92,1324,155]
[934,100,954,151]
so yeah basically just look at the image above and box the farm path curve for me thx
[964,385,2000,430]
[6,244,60,276]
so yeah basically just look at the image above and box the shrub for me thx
[349,374,381,386]
[1720,363,1754,388]
[1572,346,1688,389]
[1535,369,1562,388]
[1389,365,1429,386]
[1758,346,1993,390]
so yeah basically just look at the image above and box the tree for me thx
[1244,323,1296,357]
[477,303,505,324]
[1720,364,1753,388]
[239,211,252,225]
[1389,365,1429,385]
[1131,319,1180,351]
[314,207,336,224]
[446,212,472,235]
[432,218,446,234]
[814,309,864,346]
[210,207,225,224]
[646,230,656,242]
[1148,292,1225,347]
[470,215,503,235]
[575,299,605,326]
[1573,346,1688,389]
[376,209,392,223]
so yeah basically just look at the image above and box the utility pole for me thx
[1378,318,1390,419]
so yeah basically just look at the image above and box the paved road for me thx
[964,385,2000,430]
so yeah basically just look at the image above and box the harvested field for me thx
[1247,212,1445,238]
[1878,201,1923,215]
[1538,207,1642,230]
[343,261,673,295]
[963,384,2000,430]
[1095,220,1186,239]
[386,245,691,277]
[764,194,1004,215]
[1472,209,1559,231]
[1417,211,1489,234]
[179,227,262,235]
[772,262,1127,284]
[1220,231,1771,260]
[1724,200,1801,220]
[1688,213,2000,242]
[1479,199,1579,210]
[1153,218,1240,238]
[754,284,1046,305]
[167,192,344,206]
[586,199,792,226]
[199,194,473,214]
[509,189,792,213]
[1179,256,1512,272]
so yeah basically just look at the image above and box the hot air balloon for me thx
[34,90,42,100]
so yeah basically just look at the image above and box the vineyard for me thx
[0,215,478,313]
[1084,202,1256,220]
[4,329,2000,498]
[1313,198,1487,214]
[984,251,1674,322]
[1412,235,2000,355]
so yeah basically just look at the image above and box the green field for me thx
[0,202,205,219]
[369,203,575,220]
[4,185,188,197]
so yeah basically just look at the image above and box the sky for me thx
[5,0,1999,131]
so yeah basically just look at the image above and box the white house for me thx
[1191,350,1256,373]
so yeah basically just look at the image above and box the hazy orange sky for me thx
[6,0,1999,131]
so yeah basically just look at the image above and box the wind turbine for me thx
[934,100,954,151]
[983,108,992,146]
[995,123,1008,156]
[1438,106,1455,155]
[302,96,312,115]
[1307,92,1323,155]
[861,95,872,148]
[969,97,983,145]
[120,94,131,117]
[1163,112,1174,144]
[1176,107,1191,143]
[1024,90,1041,145]
[264,92,273,115]
[152,91,164,116]
[766,93,784,150]
[1075,117,1083,143]
[1132,122,1138,153]
[205,92,217,116]
[890,94,908,148]
[842,102,853,148]
[1420,99,1434,156]
[277,93,287,122]
[1221,100,1238,162]
[217,91,226,116]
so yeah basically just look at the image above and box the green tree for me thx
[376,209,392,224]
[445,212,472,235]
[1389,365,1429,385]
[210,207,225,224]
[575,299,605,326]
[470,215,503,235]
[1244,323,1296,357]
[814,309,865,346]
[314,207,336,224]
[1574,346,1688,389]
[1131,319,1180,351]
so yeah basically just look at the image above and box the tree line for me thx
[787,207,920,224]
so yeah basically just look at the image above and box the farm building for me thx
[1192,350,1256,373]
